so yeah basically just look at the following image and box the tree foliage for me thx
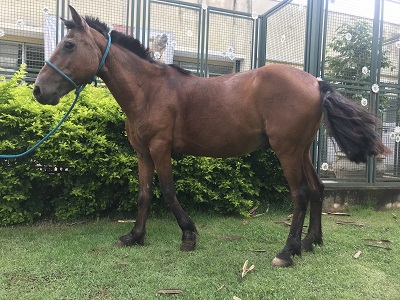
[326,20,392,85]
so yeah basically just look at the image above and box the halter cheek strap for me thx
[44,33,111,94]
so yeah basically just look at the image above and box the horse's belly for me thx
[172,131,268,158]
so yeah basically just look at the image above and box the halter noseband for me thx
[44,33,112,94]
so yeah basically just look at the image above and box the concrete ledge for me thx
[322,181,400,212]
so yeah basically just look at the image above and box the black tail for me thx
[319,81,391,163]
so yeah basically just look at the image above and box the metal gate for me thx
[262,0,400,183]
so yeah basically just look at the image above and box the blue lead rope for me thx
[0,34,111,159]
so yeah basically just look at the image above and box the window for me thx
[0,41,44,82]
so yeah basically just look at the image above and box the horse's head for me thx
[34,6,104,105]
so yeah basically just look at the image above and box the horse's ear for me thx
[61,17,75,30]
[68,5,89,30]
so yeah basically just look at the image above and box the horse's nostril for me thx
[33,85,41,99]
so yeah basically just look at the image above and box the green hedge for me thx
[0,67,288,225]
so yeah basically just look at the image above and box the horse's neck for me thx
[99,46,158,113]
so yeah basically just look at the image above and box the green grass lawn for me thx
[0,208,399,300]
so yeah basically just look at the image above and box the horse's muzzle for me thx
[33,85,60,105]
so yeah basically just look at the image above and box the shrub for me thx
[0,67,288,225]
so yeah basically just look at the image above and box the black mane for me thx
[84,16,191,75]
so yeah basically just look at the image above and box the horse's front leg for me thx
[151,143,197,251]
[117,154,154,247]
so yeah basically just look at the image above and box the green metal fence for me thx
[1,0,399,183]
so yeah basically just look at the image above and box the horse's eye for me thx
[63,41,75,51]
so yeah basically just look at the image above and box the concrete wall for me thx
[323,183,400,212]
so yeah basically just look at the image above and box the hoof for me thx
[115,240,127,247]
[180,230,196,251]
[180,240,196,251]
[116,234,144,247]
[301,240,314,253]
[302,236,323,253]
[271,256,293,267]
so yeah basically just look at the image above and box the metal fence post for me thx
[304,0,324,77]
[257,14,266,68]
[304,0,325,168]
[368,0,384,183]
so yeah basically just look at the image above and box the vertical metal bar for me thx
[376,0,384,85]
[304,0,324,76]
[125,0,130,35]
[368,0,384,183]
[66,0,70,19]
[251,17,259,69]
[196,8,201,76]
[304,0,324,167]
[142,0,147,45]
[316,0,330,176]
[130,0,135,36]
[147,0,151,48]
[56,0,60,45]
[135,0,141,39]
[21,43,26,65]
[204,9,210,77]
[395,50,400,176]
[257,14,266,67]
[61,0,66,40]
[199,7,206,77]
[320,0,329,79]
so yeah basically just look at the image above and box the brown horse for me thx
[33,6,390,267]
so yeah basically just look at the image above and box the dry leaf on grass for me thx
[241,260,255,279]
[233,296,242,300]
[216,285,226,292]
[366,244,392,251]
[335,221,365,227]
[248,205,259,215]
[322,212,351,216]
[113,261,129,266]
[156,289,183,294]
[252,213,266,218]
[353,250,362,259]
[363,239,391,244]
[274,221,291,227]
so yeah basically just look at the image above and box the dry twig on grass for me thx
[156,289,183,294]
[335,221,365,227]
[241,260,255,279]
[365,244,392,251]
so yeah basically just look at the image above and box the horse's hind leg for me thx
[117,154,154,246]
[150,143,197,251]
[302,154,324,252]
[272,150,310,267]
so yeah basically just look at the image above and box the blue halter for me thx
[0,34,112,159]
[45,33,112,94]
